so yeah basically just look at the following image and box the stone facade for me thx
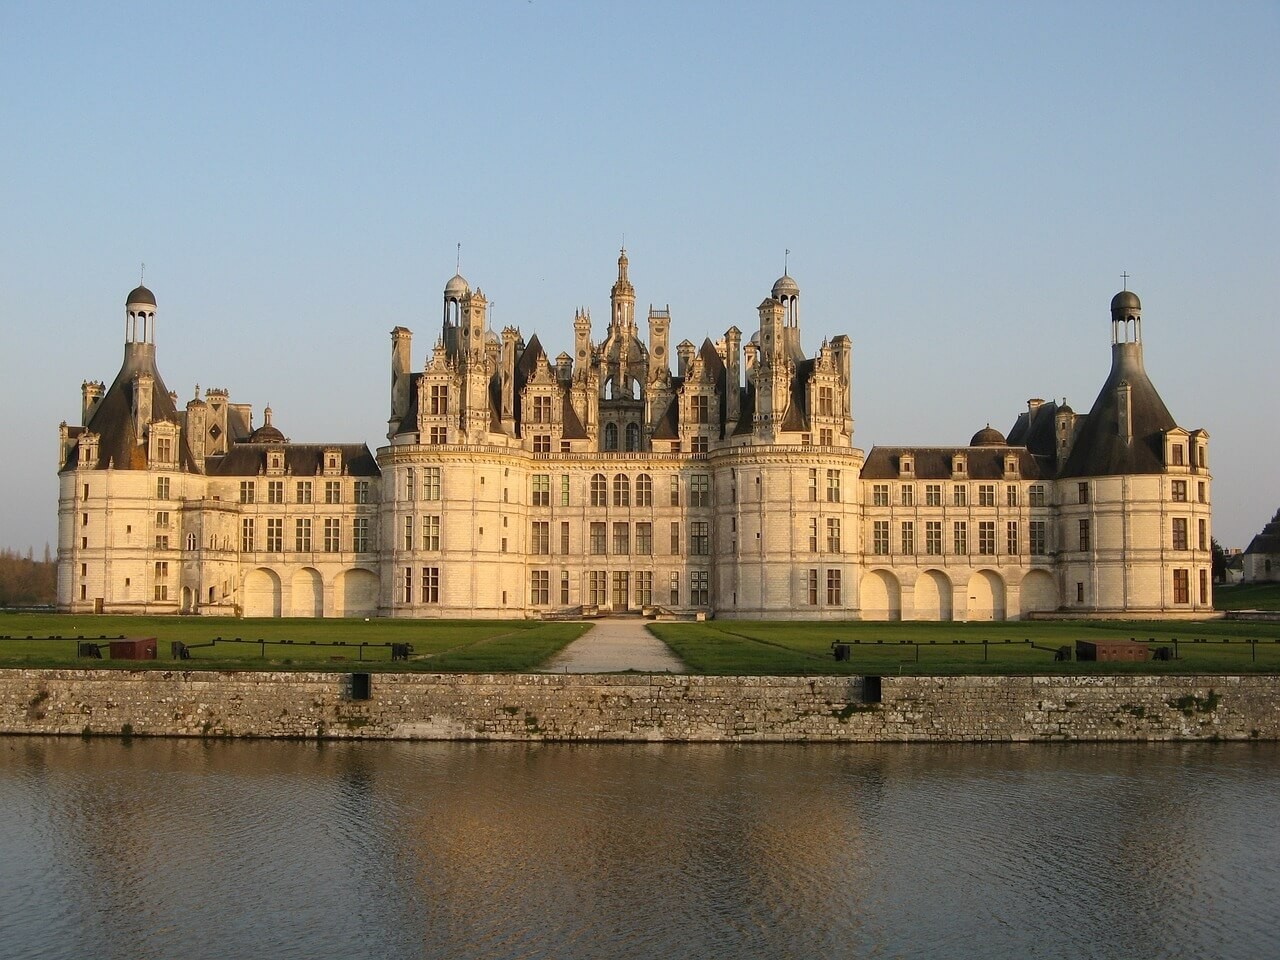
[58,260,1213,620]
[3,670,1276,742]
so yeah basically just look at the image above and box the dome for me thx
[485,328,500,345]
[970,424,1007,447]
[126,284,156,306]
[248,406,286,443]
[771,274,799,299]
[1111,290,1141,313]
[444,273,470,298]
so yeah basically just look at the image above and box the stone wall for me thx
[2,670,1278,742]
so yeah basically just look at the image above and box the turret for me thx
[389,326,412,437]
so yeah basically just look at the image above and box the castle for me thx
[58,251,1214,620]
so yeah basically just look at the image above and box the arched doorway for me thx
[860,569,902,620]
[291,568,324,618]
[966,570,1007,621]
[1019,570,1058,616]
[244,568,282,618]
[913,569,953,621]
[336,569,379,618]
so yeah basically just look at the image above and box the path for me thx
[540,618,686,674]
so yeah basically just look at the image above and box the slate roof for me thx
[1243,514,1280,557]
[204,443,379,477]
[861,446,1050,481]
[1005,400,1061,461]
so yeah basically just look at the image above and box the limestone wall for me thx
[2,670,1278,742]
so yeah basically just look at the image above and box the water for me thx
[0,738,1276,960]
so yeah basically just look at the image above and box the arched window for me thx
[625,422,640,451]
[613,473,630,507]
[590,473,607,507]
[636,473,653,506]
[604,422,618,450]
[186,533,196,551]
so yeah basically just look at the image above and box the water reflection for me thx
[0,739,1276,960]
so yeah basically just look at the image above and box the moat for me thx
[1,738,1275,959]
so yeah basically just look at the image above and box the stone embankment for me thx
[2,670,1278,742]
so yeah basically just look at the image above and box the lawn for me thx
[647,618,1280,676]
[0,613,589,672]
[1214,582,1280,611]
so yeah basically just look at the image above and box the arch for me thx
[335,569,379,618]
[625,421,641,451]
[290,567,323,618]
[912,569,953,621]
[1019,570,1058,616]
[604,422,618,450]
[613,472,630,506]
[860,569,901,621]
[590,473,607,506]
[966,569,1007,621]
[244,568,282,618]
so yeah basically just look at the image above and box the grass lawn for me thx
[0,613,588,672]
[648,618,1280,676]
[1214,582,1280,611]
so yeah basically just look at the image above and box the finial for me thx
[1121,271,1129,291]
[784,248,790,275]
[455,243,461,274]
[194,384,199,399]
[140,262,146,284]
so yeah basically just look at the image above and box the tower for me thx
[610,247,635,333]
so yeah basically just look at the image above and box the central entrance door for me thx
[612,571,630,611]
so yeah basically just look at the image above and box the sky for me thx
[1,1,1276,551]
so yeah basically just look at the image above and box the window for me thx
[561,474,571,506]
[531,521,550,554]
[416,515,436,551]
[808,469,818,502]
[1079,519,1091,551]
[953,486,967,507]
[266,518,283,552]
[156,476,170,499]
[155,511,170,529]
[423,467,441,500]
[1077,582,1085,603]
[690,521,710,555]
[1078,482,1089,504]
[530,570,550,605]
[925,484,942,506]
[591,474,607,507]
[324,518,341,552]
[819,427,833,446]
[1171,444,1184,466]
[1006,521,1019,555]
[561,570,571,605]
[978,521,996,555]
[827,517,842,553]
[1006,485,1018,507]
[429,384,449,415]
[636,474,653,506]
[1030,521,1046,555]
[404,567,417,605]
[239,481,255,504]
[1197,482,1206,504]
[978,484,995,507]
[817,386,835,416]
[604,422,618,450]
[295,518,312,552]
[1171,480,1187,502]
[406,467,416,500]
[403,516,414,550]
[1028,484,1046,507]
[670,521,680,554]
[154,561,168,581]
[691,474,710,508]
[635,522,652,555]
[267,480,284,504]
[532,474,550,507]
[156,437,172,463]
[900,521,914,555]
[809,518,819,553]
[318,481,338,504]
[353,517,369,553]
[925,521,942,555]
[826,469,841,502]
[873,484,889,507]
[669,477,679,507]
[1172,518,1188,551]
[590,571,609,606]
[669,571,680,605]
[1199,569,1208,605]
[692,394,710,423]
[613,522,630,555]
[422,566,440,603]
[1173,569,1189,604]
[827,569,842,605]
[806,568,819,605]
[533,434,550,453]
[1198,519,1207,552]
[690,435,707,454]
[560,521,570,555]
[953,521,968,555]
[590,522,606,555]
[613,474,630,507]
[625,422,640,452]
[354,480,370,504]
[690,570,709,606]
[241,518,255,553]
[154,536,168,550]
[901,485,914,507]
[635,571,653,607]
[296,481,312,504]
[531,395,552,423]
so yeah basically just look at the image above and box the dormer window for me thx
[952,454,967,477]
[900,455,914,477]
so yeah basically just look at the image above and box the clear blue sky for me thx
[1,1,1276,551]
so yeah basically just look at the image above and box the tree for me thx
[1211,538,1228,584]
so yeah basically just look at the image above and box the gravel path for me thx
[540,619,686,674]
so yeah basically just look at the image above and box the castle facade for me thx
[58,252,1214,620]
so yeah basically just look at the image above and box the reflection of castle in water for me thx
[59,256,1211,620]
